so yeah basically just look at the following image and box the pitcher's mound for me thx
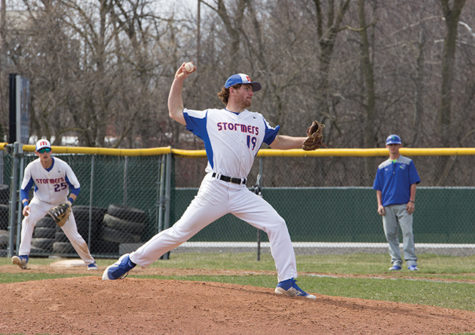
[1,277,475,335]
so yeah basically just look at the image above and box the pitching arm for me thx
[168,63,196,126]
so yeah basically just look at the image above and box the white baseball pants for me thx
[130,173,298,282]
[18,198,95,265]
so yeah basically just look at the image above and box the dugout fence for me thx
[0,143,474,259]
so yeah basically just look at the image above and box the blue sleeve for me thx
[262,117,280,145]
[20,178,34,202]
[373,169,382,190]
[408,161,421,185]
[66,175,80,197]
[183,109,208,140]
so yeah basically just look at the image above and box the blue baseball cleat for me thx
[275,278,316,299]
[12,255,29,269]
[389,265,402,271]
[407,265,419,271]
[87,262,98,270]
[102,254,136,280]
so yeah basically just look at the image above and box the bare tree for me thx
[352,0,377,183]
[8,1,81,144]
[1,0,474,186]
[0,0,7,140]
[59,0,118,147]
[438,0,466,147]
[200,0,249,65]
[311,0,350,143]
[435,0,467,185]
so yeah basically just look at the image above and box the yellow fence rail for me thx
[1,143,474,157]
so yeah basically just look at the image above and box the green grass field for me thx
[1,252,474,312]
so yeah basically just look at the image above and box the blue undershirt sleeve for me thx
[262,116,280,145]
[20,178,34,202]
[66,176,80,197]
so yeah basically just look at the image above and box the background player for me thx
[373,134,421,271]
[12,139,97,270]
[103,64,318,299]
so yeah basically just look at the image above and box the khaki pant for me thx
[382,204,417,267]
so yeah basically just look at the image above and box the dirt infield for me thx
[1,265,474,335]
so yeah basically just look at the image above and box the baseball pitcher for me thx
[103,63,324,299]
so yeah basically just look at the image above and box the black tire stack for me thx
[0,229,8,253]
[31,216,56,256]
[0,184,19,255]
[53,205,107,257]
[0,184,10,231]
[94,204,147,256]
[0,185,8,252]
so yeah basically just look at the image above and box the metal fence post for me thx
[15,146,26,251]
[0,149,4,185]
[254,156,264,261]
[157,155,166,233]
[7,142,21,257]
[123,156,128,206]
[87,155,95,247]
[161,153,172,260]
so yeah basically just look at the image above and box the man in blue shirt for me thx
[373,134,421,271]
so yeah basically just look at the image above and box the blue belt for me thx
[212,172,246,185]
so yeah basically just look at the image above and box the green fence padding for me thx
[173,187,475,243]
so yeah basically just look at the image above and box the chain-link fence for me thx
[0,144,172,259]
[1,144,474,259]
[173,153,475,247]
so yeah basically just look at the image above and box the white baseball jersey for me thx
[183,108,280,178]
[21,157,80,205]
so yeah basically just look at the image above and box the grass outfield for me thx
[1,252,474,311]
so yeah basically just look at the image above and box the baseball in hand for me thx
[184,62,194,73]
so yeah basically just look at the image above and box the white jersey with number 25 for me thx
[21,157,80,205]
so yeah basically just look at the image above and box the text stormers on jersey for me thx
[216,122,259,135]
[35,177,66,184]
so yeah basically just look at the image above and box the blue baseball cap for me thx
[224,73,261,92]
[386,134,402,145]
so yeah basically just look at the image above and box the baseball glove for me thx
[47,201,72,227]
[302,120,325,150]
